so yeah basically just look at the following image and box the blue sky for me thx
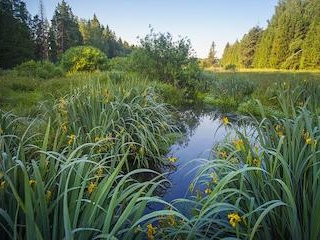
[25,0,278,58]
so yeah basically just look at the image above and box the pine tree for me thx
[240,26,263,68]
[207,41,218,66]
[0,0,34,68]
[50,0,82,58]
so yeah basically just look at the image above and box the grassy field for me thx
[201,71,320,116]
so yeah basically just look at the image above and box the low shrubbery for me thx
[14,60,64,79]
[129,29,201,93]
[61,46,108,73]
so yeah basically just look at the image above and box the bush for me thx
[14,60,64,79]
[129,29,201,90]
[61,46,108,72]
[225,64,237,71]
[109,56,130,71]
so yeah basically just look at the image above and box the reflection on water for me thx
[163,108,230,203]
[147,107,245,213]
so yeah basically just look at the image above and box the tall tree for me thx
[32,0,49,60]
[240,26,263,68]
[207,41,218,66]
[50,0,82,59]
[0,0,34,68]
[220,41,241,68]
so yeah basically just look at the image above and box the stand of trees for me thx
[220,0,320,70]
[0,0,132,69]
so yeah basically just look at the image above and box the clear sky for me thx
[25,0,279,58]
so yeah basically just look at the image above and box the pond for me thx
[163,110,229,202]
[148,108,244,212]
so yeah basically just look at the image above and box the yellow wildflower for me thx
[29,179,36,188]
[168,156,178,163]
[95,167,104,177]
[204,188,212,194]
[67,134,76,145]
[46,190,53,202]
[275,125,284,137]
[306,137,312,145]
[222,116,230,125]
[233,139,244,151]
[306,138,317,147]
[168,214,175,226]
[228,212,241,228]
[253,158,261,167]
[219,151,227,159]
[87,181,97,195]
[61,122,68,132]
[146,223,157,240]
[95,136,102,142]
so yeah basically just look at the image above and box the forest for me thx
[220,0,320,70]
[1,0,320,239]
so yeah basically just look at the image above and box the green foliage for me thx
[14,60,64,79]
[240,26,263,68]
[130,29,201,90]
[206,41,218,67]
[47,74,176,170]
[0,116,176,239]
[0,72,179,239]
[220,41,242,68]
[109,57,131,71]
[79,15,132,58]
[61,46,108,72]
[0,0,35,69]
[161,90,320,239]
[50,0,83,59]
[222,0,320,70]
[224,64,237,71]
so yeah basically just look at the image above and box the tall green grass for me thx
[158,89,320,239]
[0,119,179,239]
[44,74,176,170]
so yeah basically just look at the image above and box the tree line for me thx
[0,0,132,69]
[220,0,320,70]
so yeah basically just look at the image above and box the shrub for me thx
[61,46,108,72]
[225,63,237,71]
[14,60,64,79]
[129,29,201,90]
[109,56,130,71]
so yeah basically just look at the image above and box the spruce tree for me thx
[50,0,82,59]
[0,0,34,68]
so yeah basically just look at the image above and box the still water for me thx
[162,109,231,203]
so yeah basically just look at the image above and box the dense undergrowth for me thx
[0,73,182,239]
[1,69,320,239]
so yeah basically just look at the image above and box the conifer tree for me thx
[50,0,82,59]
[0,0,34,68]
